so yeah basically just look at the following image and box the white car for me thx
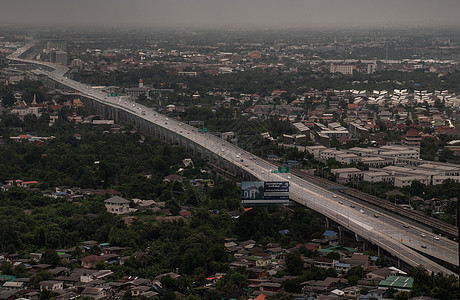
[433,236,440,240]
[359,209,365,214]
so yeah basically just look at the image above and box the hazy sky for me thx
[2,0,460,28]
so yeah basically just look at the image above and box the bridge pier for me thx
[362,240,368,252]
[337,226,344,242]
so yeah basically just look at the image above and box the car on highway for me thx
[403,224,410,228]
[420,233,426,238]
[374,214,379,218]
[433,236,440,240]
[350,204,355,208]
[421,245,427,249]
[333,195,337,198]
[359,209,365,214]
[338,201,344,205]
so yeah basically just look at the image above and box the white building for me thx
[331,168,364,184]
[394,176,430,187]
[104,196,130,215]
[40,281,63,292]
[330,63,356,75]
[363,171,392,184]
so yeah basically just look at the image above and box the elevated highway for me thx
[7,43,459,275]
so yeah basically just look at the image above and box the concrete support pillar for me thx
[338,226,344,242]
[362,240,368,252]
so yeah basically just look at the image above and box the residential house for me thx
[266,247,284,260]
[104,196,130,215]
[259,282,282,293]
[378,275,413,291]
[359,289,385,300]
[301,277,347,294]
[402,129,422,147]
[334,262,351,274]
[2,282,25,290]
[366,267,394,282]
[80,255,106,269]
[80,287,109,299]
[347,254,370,269]
[343,286,361,298]
[130,286,153,297]
[40,280,63,292]
[314,257,336,269]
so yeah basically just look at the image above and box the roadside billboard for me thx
[242,181,289,206]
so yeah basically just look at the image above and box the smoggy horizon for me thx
[1,0,459,29]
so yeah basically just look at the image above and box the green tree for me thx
[235,208,276,241]
[285,251,303,276]
[29,270,53,289]
[1,262,13,275]
[281,278,301,293]
[348,265,363,278]
[394,291,409,300]
[41,249,60,267]
[326,252,340,260]
[410,265,432,297]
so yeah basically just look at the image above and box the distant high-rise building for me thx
[71,59,83,68]
[50,50,67,65]
[367,63,376,74]
[46,40,67,51]
[330,63,356,75]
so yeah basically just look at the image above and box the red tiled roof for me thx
[23,181,39,184]
[254,294,267,300]
[405,129,421,137]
